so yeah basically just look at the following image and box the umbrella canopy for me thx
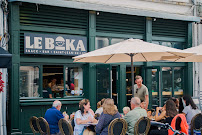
[73,39,194,95]
[74,39,193,63]
[162,44,202,62]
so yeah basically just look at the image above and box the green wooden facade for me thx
[8,2,193,134]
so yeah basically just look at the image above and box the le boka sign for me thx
[24,33,87,56]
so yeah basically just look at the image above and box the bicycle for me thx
[150,121,187,135]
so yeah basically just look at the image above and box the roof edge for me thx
[8,0,201,22]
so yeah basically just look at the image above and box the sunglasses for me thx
[136,88,138,93]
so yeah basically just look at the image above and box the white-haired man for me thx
[124,97,147,135]
[45,100,69,135]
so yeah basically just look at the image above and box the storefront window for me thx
[152,41,184,49]
[95,37,109,49]
[174,67,183,98]
[111,38,124,44]
[151,68,159,109]
[20,66,39,97]
[43,65,83,98]
[65,67,83,96]
[162,67,172,104]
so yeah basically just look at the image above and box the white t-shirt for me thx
[74,110,94,135]
[182,105,201,129]
[95,107,103,115]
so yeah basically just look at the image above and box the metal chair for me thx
[37,117,50,135]
[134,116,150,135]
[29,116,40,135]
[108,118,127,135]
[190,113,202,135]
[58,118,73,135]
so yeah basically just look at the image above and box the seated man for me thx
[45,100,69,135]
[124,97,147,135]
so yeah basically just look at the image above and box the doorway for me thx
[112,66,117,105]
[148,66,184,109]
[126,66,142,107]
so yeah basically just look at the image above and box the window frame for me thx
[20,63,84,99]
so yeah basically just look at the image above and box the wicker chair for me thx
[58,118,73,135]
[190,113,202,135]
[134,117,150,135]
[29,116,40,135]
[108,118,127,135]
[37,117,50,135]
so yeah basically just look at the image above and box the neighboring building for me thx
[192,0,202,107]
[7,0,200,134]
[0,0,10,135]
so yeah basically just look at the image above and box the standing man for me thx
[124,97,147,135]
[133,75,149,110]
[45,100,69,135]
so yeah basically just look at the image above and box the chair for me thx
[58,118,73,135]
[134,117,150,135]
[37,117,50,135]
[108,118,127,135]
[190,113,202,135]
[29,116,40,135]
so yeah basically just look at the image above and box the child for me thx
[122,106,130,117]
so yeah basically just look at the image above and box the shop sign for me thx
[24,33,87,56]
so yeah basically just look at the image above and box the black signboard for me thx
[24,33,87,56]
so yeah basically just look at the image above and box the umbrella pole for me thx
[130,54,135,97]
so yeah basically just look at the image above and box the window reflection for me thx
[162,67,172,104]
[65,67,83,96]
[20,66,39,97]
[174,67,183,97]
[151,68,159,109]
[95,37,109,49]
[152,41,184,49]
[111,38,124,45]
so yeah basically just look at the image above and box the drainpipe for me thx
[0,0,8,135]
[192,0,201,98]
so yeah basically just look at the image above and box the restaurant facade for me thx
[8,0,200,134]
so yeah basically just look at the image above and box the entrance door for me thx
[96,64,111,103]
[148,66,184,109]
[126,66,142,107]
[111,66,118,105]
[150,67,161,109]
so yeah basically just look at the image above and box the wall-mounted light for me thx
[97,12,100,15]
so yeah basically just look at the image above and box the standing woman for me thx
[182,95,201,132]
[96,98,121,135]
[74,99,97,135]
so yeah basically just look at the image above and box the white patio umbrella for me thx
[73,39,194,95]
[162,44,202,62]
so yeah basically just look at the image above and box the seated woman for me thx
[181,95,201,134]
[96,98,121,135]
[153,104,166,122]
[42,79,52,98]
[74,99,97,135]
[149,100,178,135]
